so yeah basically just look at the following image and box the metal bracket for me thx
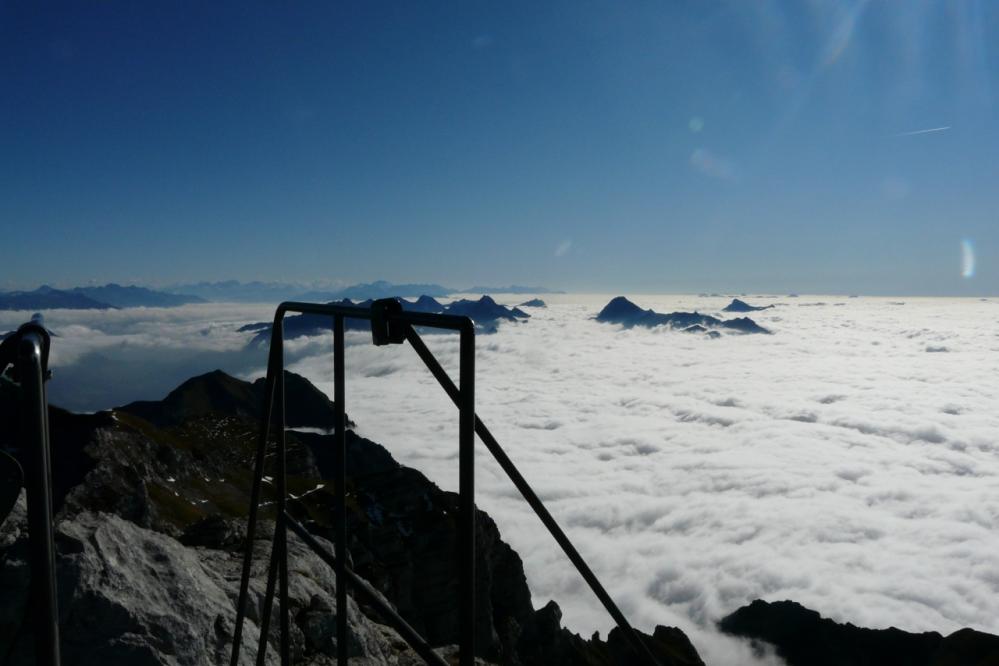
[370,298,407,346]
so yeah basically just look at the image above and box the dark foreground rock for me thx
[1,370,701,666]
[719,599,999,666]
[596,297,770,335]
[0,502,443,665]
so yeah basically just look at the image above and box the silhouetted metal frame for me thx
[230,302,474,666]
[0,324,60,666]
[229,301,660,666]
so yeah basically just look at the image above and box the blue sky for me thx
[2,1,996,294]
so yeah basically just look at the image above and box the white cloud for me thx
[555,240,573,257]
[20,295,999,664]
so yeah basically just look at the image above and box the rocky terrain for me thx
[719,600,999,666]
[0,370,702,666]
[244,295,529,346]
[595,297,770,335]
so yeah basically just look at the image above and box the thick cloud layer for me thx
[9,295,998,665]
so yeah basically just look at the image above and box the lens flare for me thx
[961,239,975,278]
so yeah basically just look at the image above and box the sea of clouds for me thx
[4,294,998,665]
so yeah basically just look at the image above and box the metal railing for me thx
[230,299,661,666]
[0,323,60,666]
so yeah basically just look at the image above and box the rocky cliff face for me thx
[0,370,703,666]
[719,600,999,666]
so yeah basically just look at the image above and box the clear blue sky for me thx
[2,1,996,294]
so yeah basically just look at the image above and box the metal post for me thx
[404,326,660,666]
[457,323,475,665]
[333,315,348,664]
[18,329,61,666]
[284,514,449,666]
[255,527,282,666]
[231,302,656,666]
[276,342,291,666]
[230,315,283,666]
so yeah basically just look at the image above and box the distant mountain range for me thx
[72,284,205,308]
[465,285,564,294]
[167,280,561,302]
[243,294,530,346]
[297,280,452,301]
[0,286,112,311]
[2,280,561,310]
[162,280,317,303]
[0,284,204,311]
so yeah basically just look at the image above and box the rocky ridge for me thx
[719,600,999,666]
[0,369,702,666]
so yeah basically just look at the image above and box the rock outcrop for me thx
[719,599,999,666]
[0,504,442,665]
[517,299,546,308]
[596,297,770,335]
[1,370,702,666]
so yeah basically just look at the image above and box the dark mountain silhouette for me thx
[722,298,774,313]
[244,295,528,346]
[71,283,205,308]
[118,368,348,430]
[0,286,114,311]
[445,295,530,322]
[720,600,999,666]
[596,297,771,335]
[407,294,446,312]
[518,298,547,308]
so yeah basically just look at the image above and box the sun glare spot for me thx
[961,239,975,278]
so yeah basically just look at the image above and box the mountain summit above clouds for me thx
[596,296,771,335]
[721,298,774,313]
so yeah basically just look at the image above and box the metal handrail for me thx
[230,299,661,666]
[230,300,475,666]
[0,323,60,666]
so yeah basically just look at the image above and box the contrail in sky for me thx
[894,126,951,137]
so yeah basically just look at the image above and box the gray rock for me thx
[0,511,451,665]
